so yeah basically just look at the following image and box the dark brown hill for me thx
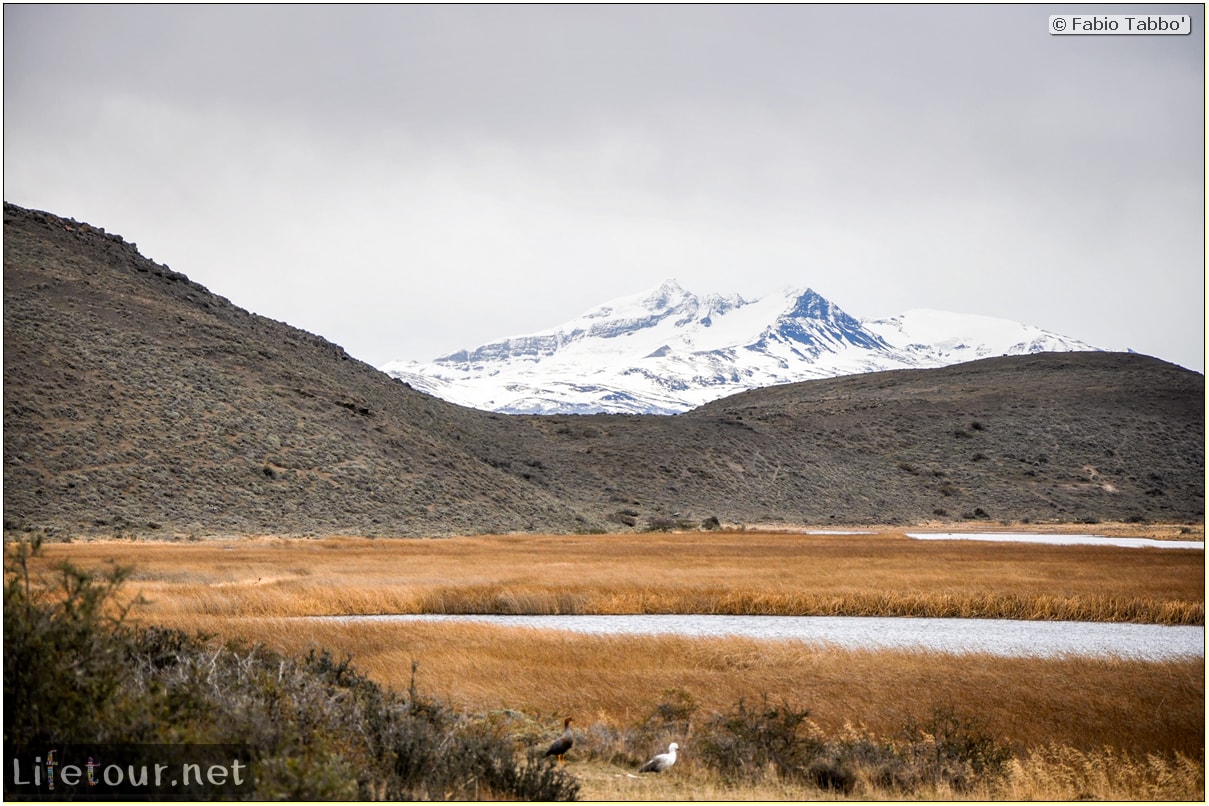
[4,203,1204,538]
[3,203,593,537]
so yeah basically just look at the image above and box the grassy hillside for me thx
[4,202,1203,538]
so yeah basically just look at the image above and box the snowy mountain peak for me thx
[786,287,835,319]
[382,283,1101,415]
[762,288,891,355]
[644,278,690,310]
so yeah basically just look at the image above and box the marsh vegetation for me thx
[42,528,1205,624]
[9,527,1203,800]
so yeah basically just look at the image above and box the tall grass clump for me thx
[1000,745,1205,801]
[3,537,580,800]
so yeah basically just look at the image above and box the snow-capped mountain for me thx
[381,280,1101,414]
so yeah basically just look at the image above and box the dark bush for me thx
[805,757,857,794]
[889,706,1012,792]
[3,537,580,801]
[695,695,819,782]
[4,534,137,746]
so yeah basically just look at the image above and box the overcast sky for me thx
[4,4,1204,372]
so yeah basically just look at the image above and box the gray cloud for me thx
[4,4,1203,371]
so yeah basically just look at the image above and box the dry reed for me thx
[143,616,1203,760]
[571,747,1206,802]
[30,530,1204,625]
[997,745,1205,801]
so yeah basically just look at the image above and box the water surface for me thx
[324,613,1203,661]
[905,532,1204,550]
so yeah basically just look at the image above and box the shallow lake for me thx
[323,613,1204,661]
[905,532,1205,550]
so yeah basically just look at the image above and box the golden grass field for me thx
[38,525,1205,623]
[23,525,1206,800]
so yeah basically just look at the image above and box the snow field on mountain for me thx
[382,279,1101,414]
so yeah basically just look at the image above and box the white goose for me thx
[638,742,678,773]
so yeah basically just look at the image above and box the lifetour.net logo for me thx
[4,744,252,799]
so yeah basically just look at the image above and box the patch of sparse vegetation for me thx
[644,515,700,532]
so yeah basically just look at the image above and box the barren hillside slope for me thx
[3,203,597,536]
[4,203,1203,538]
